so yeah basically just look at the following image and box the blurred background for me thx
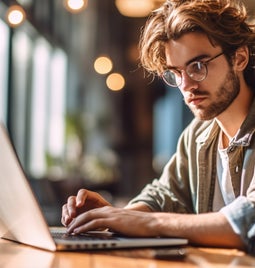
[0,0,254,225]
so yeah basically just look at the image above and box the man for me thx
[62,0,255,252]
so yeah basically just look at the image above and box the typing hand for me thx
[61,189,111,227]
[66,206,160,237]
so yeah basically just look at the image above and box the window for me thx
[47,48,67,160]
[11,30,33,165]
[29,37,51,177]
[0,19,10,124]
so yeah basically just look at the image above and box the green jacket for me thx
[129,99,255,250]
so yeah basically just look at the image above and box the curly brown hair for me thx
[139,0,255,88]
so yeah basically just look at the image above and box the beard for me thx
[186,69,240,120]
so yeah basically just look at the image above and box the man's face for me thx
[164,32,240,120]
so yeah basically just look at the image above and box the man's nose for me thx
[179,72,199,92]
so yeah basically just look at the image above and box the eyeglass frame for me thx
[161,52,224,88]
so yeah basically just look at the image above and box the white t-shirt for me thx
[213,131,236,211]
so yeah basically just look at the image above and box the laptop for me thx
[0,123,188,252]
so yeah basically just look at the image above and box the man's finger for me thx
[67,196,78,217]
[61,204,71,226]
[76,189,88,207]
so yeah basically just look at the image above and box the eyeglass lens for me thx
[162,61,207,87]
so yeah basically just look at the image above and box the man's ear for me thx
[233,46,249,71]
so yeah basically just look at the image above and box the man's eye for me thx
[190,62,204,72]
[170,69,181,76]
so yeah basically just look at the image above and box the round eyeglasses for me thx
[161,52,224,88]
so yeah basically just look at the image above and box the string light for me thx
[115,0,154,17]
[64,0,88,13]
[6,5,26,27]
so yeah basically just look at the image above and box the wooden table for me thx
[1,238,255,268]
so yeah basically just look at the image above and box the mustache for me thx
[188,89,209,96]
[184,89,209,101]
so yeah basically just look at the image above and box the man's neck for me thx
[215,88,254,147]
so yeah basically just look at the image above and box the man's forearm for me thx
[124,202,244,249]
[154,211,244,249]
[125,202,154,212]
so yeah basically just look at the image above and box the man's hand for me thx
[66,206,160,237]
[61,189,111,226]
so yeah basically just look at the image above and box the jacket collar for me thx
[230,97,255,147]
[196,97,255,147]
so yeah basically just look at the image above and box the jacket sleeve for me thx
[128,124,195,213]
[220,196,255,253]
[220,163,255,253]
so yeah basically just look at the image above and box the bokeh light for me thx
[6,5,26,27]
[106,73,125,91]
[64,0,88,13]
[94,56,113,75]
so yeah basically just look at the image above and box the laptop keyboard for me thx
[52,231,119,241]
[51,230,123,250]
